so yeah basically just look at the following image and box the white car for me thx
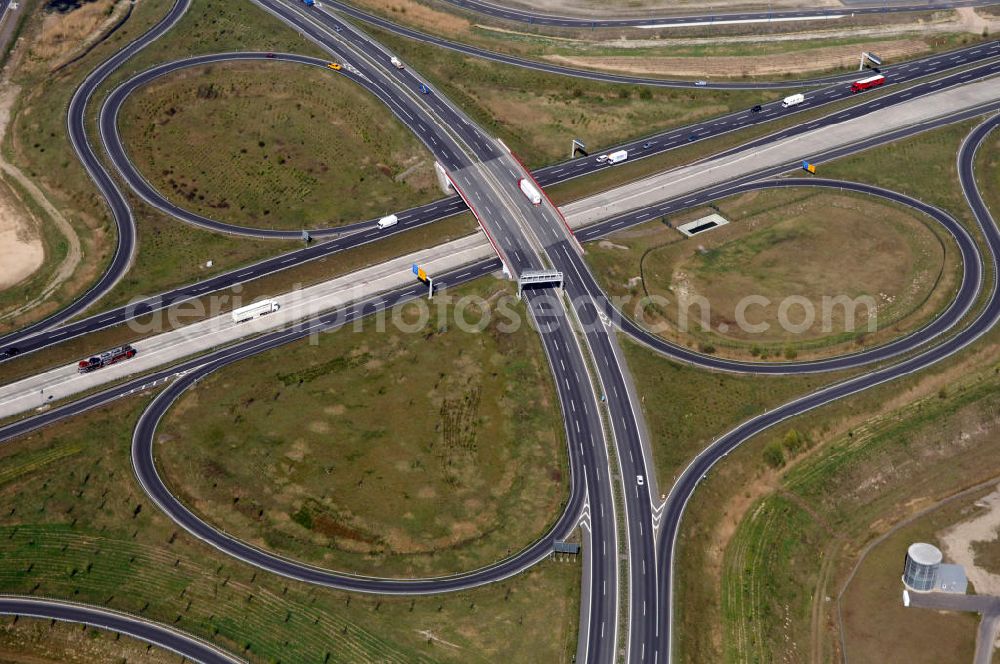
[596,155,609,163]
[695,80,708,86]
[637,475,645,486]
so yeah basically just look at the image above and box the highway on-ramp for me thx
[0,596,243,664]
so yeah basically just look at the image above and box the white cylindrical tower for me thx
[902,542,942,592]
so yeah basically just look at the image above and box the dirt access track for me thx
[541,8,1000,77]
[475,0,842,20]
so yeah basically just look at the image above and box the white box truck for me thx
[518,178,542,205]
[390,56,404,69]
[232,299,280,324]
[377,214,398,230]
[781,93,805,108]
[607,150,628,164]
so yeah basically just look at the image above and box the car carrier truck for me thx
[77,345,137,373]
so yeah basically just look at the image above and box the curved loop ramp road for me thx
[101,51,455,239]
[10,0,193,342]
[571,178,982,375]
[655,111,1000,664]
[0,596,243,664]
[126,272,587,596]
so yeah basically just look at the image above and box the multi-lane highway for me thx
[2,31,996,359]
[1,0,999,661]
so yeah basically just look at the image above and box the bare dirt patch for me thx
[25,0,128,70]
[0,181,43,290]
[0,74,80,321]
[941,484,1000,596]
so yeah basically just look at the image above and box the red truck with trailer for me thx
[77,344,137,373]
[851,74,885,93]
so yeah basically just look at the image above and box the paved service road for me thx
[0,596,243,664]
[436,0,997,28]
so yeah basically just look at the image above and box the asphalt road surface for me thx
[1,0,998,660]
[328,0,1000,89]
[0,596,243,664]
[436,0,998,28]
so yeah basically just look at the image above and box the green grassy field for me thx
[0,617,178,663]
[586,189,959,359]
[0,392,580,663]
[119,61,440,230]
[621,336,838,491]
[156,276,568,577]
[674,319,1000,662]
[350,0,985,68]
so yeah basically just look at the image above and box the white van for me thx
[377,214,398,230]
[390,56,404,69]
[781,93,805,108]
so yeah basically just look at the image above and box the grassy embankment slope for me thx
[157,278,570,578]
[585,188,960,360]
[665,117,999,662]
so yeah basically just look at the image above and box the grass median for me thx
[347,0,988,80]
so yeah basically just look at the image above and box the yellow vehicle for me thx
[327,62,342,70]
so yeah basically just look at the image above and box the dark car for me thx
[265,52,275,58]
[0,347,19,360]
[642,141,654,149]
[751,104,763,113]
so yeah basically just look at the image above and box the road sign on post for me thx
[412,263,434,298]
[571,138,587,158]
[860,51,883,70]
[802,161,816,174]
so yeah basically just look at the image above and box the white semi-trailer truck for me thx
[518,178,542,205]
[232,299,280,324]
